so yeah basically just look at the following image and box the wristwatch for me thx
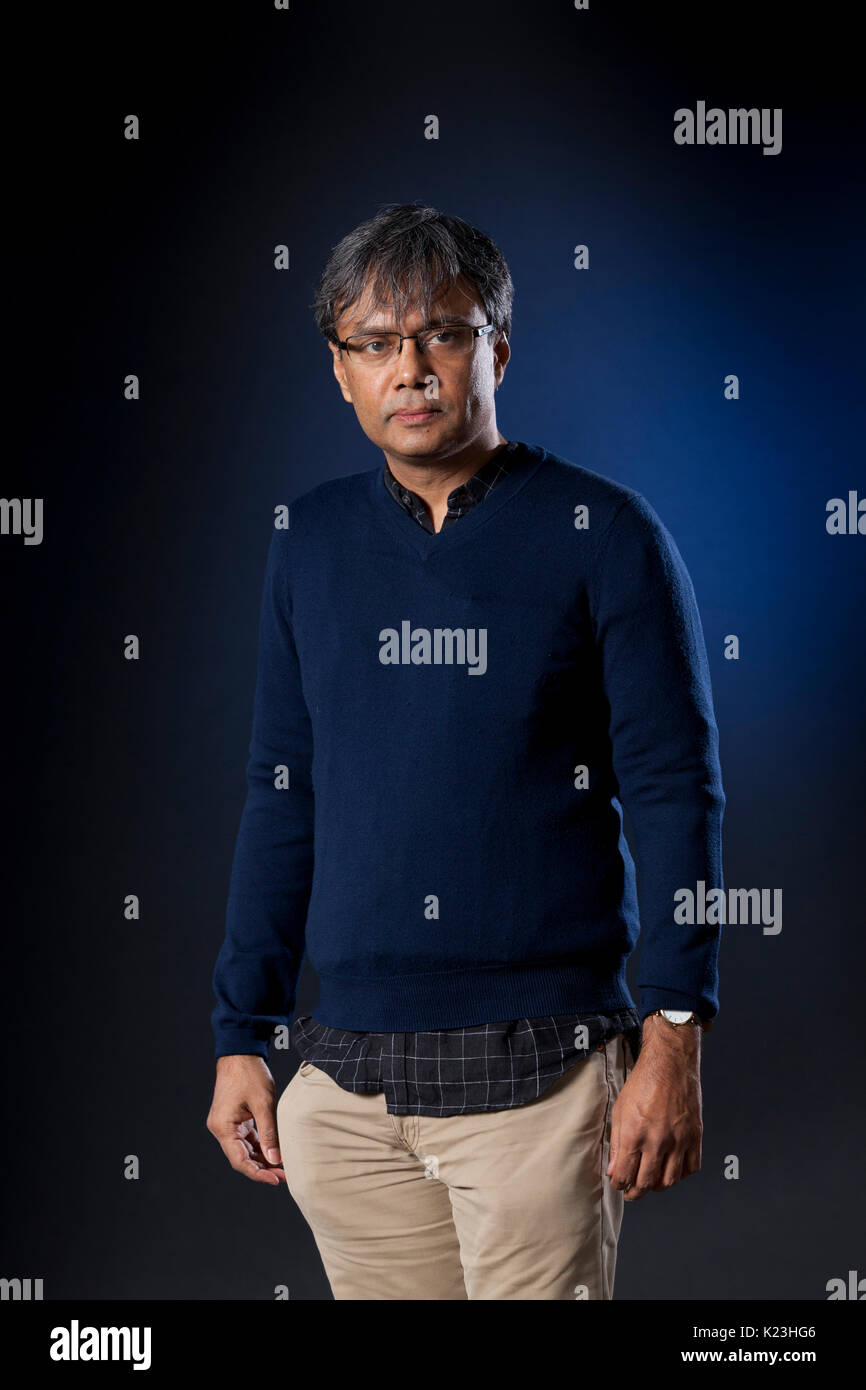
[649,1008,712,1032]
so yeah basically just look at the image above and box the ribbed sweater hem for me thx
[312,961,635,1031]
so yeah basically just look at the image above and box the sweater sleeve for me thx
[587,494,726,1021]
[210,526,315,1059]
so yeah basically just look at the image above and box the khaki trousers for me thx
[276,1031,633,1300]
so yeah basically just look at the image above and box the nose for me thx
[391,336,430,387]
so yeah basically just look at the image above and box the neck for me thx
[385,430,510,533]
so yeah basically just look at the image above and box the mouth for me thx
[390,408,441,423]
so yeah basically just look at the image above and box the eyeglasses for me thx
[337,322,496,367]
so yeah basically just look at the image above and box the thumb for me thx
[254,1100,281,1164]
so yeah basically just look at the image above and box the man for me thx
[206,202,725,1301]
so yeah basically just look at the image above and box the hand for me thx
[605,1015,702,1201]
[206,1054,286,1186]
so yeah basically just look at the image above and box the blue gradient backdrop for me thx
[3,0,863,1301]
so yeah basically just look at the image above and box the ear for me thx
[493,332,511,388]
[329,341,354,404]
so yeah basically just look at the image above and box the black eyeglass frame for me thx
[336,322,497,358]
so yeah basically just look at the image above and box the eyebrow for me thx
[349,313,478,334]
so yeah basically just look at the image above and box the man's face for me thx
[329,274,510,463]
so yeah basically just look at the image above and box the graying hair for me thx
[311,202,514,350]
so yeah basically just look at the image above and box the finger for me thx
[680,1141,702,1179]
[606,1104,622,1178]
[623,1150,665,1201]
[222,1136,286,1185]
[229,1122,263,1161]
[651,1149,685,1191]
[241,1159,287,1185]
[233,1120,285,1178]
[211,1124,279,1177]
[608,1143,642,1192]
[252,1103,282,1166]
[239,1134,287,1181]
[247,1162,287,1185]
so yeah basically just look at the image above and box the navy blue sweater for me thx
[211,441,725,1060]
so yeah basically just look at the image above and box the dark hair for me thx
[311,202,514,350]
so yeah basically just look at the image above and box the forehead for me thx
[337,273,484,333]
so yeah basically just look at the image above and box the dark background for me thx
[3,0,864,1300]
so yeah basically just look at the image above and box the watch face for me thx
[660,1009,693,1024]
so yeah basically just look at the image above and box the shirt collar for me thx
[383,442,518,532]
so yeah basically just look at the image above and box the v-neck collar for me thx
[369,440,548,560]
